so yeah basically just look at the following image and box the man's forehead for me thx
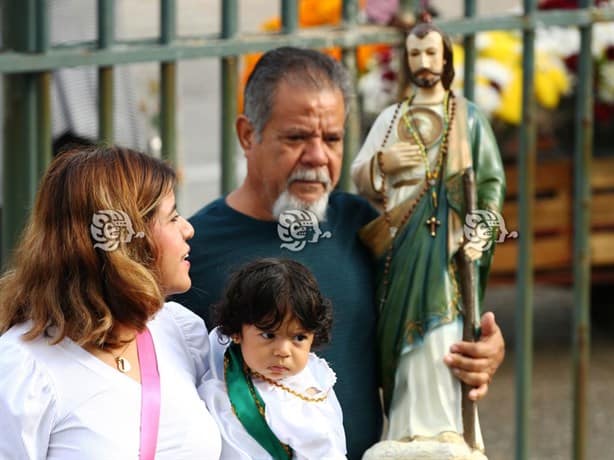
[270,81,345,124]
[406,30,443,49]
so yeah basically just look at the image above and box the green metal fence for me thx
[1,1,613,459]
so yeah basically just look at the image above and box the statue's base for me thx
[362,432,488,460]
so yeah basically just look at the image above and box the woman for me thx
[0,146,222,459]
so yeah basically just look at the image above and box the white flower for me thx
[358,68,396,115]
[536,26,580,58]
[476,58,513,89]
[593,22,614,58]
[474,85,502,116]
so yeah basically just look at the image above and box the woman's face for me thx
[150,191,194,297]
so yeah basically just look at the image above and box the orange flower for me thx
[239,0,371,112]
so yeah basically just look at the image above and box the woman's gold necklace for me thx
[103,338,135,373]
[250,370,330,403]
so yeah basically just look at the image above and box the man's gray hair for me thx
[243,47,352,139]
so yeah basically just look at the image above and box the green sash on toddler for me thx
[224,344,292,460]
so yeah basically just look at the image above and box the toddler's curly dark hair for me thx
[213,258,333,347]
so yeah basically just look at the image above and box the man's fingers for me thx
[469,383,489,401]
[480,311,498,337]
[449,340,493,359]
[445,352,490,372]
[451,366,491,389]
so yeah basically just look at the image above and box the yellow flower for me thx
[477,31,521,66]
[535,50,571,109]
[495,67,522,124]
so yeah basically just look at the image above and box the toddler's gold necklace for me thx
[250,370,330,403]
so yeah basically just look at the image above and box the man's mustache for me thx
[288,167,331,188]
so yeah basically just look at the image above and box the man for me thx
[175,46,504,459]
[351,18,505,454]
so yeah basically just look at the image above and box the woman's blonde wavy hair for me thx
[0,145,177,348]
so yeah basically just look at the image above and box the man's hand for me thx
[444,311,505,401]
[378,142,423,174]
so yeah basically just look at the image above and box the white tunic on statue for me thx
[386,319,483,448]
[0,301,222,460]
[201,329,347,460]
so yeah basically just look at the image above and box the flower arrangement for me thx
[239,0,387,112]
[239,0,613,154]
[357,2,614,156]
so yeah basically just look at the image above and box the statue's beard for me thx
[272,167,331,221]
[409,69,442,88]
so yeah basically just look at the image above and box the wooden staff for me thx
[456,167,478,449]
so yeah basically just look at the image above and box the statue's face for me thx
[406,31,446,89]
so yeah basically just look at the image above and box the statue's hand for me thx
[378,142,423,175]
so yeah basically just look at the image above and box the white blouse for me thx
[201,329,347,460]
[0,301,222,460]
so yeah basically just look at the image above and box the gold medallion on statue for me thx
[397,106,443,148]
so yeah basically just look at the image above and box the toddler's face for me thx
[235,315,314,381]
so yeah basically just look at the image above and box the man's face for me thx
[243,80,345,218]
[406,30,445,89]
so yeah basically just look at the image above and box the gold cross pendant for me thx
[425,216,441,237]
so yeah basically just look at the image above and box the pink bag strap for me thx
[136,328,160,460]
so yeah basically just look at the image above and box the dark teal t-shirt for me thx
[174,191,381,459]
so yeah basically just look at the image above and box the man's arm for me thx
[444,311,505,401]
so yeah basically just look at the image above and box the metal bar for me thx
[463,0,476,102]
[1,0,39,267]
[98,0,114,49]
[98,0,115,144]
[98,67,114,144]
[342,0,359,25]
[339,0,359,192]
[2,6,614,73]
[37,72,52,176]
[400,0,417,15]
[161,0,177,45]
[396,0,416,99]
[221,0,239,40]
[281,0,299,34]
[160,63,177,166]
[36,0,51,174]
[515,1,537,459]
[220,0,238,194]
[160,0,177,166]
[341,49,359,192]
[2,76,39,267]
[572,2,593,459]
[35,0,48,53]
